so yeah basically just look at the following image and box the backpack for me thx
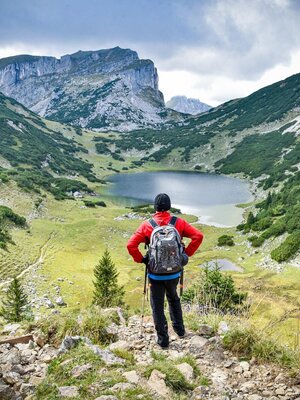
[147,216,187,274]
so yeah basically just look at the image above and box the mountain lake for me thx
[106,171,253,227]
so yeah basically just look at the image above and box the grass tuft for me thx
[143,361,194,393]
[223,324,300,370]
[26,306,117,344]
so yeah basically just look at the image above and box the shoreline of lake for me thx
[104,170,254,227]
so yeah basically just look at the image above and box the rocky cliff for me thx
[0,47,182,131]
[166,96,211,115]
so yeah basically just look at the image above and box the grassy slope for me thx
[1,179,299,346]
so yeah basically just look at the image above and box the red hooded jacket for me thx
[127,211,204,263]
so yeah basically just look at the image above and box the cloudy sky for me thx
[1,0,300,106]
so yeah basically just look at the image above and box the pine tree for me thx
[92,249,125,307]
[247,211,255,226]
[265,191,273,208]
[0,277,32,322]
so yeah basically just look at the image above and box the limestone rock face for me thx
[166,95,211,115]
[0,47,183,131]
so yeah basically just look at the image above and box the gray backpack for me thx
[147,216,187,275]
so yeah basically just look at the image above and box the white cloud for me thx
[160,50,300,106]
[165,0,300,80]
[1,0,300,107]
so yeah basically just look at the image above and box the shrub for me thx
[83,200,106,208]
[251,217,273,231]
[217,235,235,246]
[271,231,300,262]
[181,264,247,313]
[84,200,96,207]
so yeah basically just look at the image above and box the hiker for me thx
[127,193,204,349]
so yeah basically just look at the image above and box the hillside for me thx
[0,48,184,131]
[0,93,97,198]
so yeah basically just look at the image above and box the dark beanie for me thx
[154,193,171,211]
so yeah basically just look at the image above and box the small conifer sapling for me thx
[0,276,32,322]
[92,249,125,307]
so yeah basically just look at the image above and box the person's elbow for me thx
[126,240,134,256]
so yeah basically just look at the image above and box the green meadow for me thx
[1,176,300,348]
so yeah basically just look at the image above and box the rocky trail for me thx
[0,313,300,400]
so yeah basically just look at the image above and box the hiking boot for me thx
[174,329,186,338]
[156,343,169,350]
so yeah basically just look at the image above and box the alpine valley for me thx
[1,46,300,354]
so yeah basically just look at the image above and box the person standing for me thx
[127,193,204,349]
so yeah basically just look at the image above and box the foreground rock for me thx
[0,315,299,399]
[0,338,59,399]
[147,369,170,398]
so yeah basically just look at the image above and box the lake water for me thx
[202,259,243,272]
[106,171,252,227]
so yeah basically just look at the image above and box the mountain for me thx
[123,72,300,166]
[0,47,183,131]
[166,95,211,114]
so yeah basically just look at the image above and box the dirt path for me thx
[0,231,55,288]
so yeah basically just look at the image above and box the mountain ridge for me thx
[0,47,184,131]
[166,95,211,115]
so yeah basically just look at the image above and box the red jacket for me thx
[127,211,204,263]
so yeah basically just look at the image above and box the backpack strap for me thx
[169,216,177,226]
[148,218,159,229]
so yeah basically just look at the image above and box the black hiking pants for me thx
[149,277,185,347]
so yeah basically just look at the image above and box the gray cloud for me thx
[1,0,300,104]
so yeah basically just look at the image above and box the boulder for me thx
[122,370,140,384]
[189,335,208,352]
[210,368,228,389]
[111,382,135,391]
[0,347,20,365]
[20,383,35,396]
[59,336,90,353]
[198,324,214,336]
[2,371,21,385]
[175,363,194,381]
[2,323,21,334]
[240,361,250,372]
[45,299,55,308]
[71,363,92,378]
[58,386,79,397]
[90,345,125,365]
[108,340,131,351]
[0,384,18,400]
[147,369,170,398]
[56,297,67,306]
